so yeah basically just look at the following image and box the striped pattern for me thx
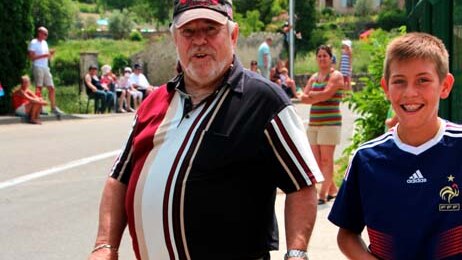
[340,53,351,76]
[309,74,342,126]
[436,225,462,259]
[265,106,324,188]
[109,61,324,259]
[367,227,393,260]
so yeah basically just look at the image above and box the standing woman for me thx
[299,45,344,205]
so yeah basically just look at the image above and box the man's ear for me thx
[440,73,454,99]
[380,77,390,99]
[231,24,239,48]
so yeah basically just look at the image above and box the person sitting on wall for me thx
[84,65,114,114]
[12,75,48,124]
[128,64,156,99]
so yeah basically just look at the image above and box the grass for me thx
[53,39,147,66]
[294,39,371,76]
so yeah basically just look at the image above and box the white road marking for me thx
[0,150,120,190]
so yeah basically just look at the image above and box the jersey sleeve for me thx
[109,114,138,184]
[264,105,324,194]
[328,151,366,234]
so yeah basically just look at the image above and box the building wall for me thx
[317,0,404,14]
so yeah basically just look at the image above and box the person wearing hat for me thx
[339,39,353,90]
[28,26,63,116]
[89,1,322,260]
[128,63,156,99]
[84,64,114,113]
[118,67,142,111]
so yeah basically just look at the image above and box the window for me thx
[326,0,333,8]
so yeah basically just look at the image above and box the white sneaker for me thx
[52,107,64,115]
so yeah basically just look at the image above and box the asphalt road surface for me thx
[0,104,357,260]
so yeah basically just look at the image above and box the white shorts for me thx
[307,125,341,145]
[33,66,54,87]
[15,104,27,117]
[129,90,143,100]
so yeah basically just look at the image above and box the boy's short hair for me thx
[280,67,288,74]
[384,32,449,83]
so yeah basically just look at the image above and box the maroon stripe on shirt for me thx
[163,99,217,259]
[124,85,174,260]
[272,115,317,184]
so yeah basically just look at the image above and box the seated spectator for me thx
[118,67,141,111]
[279,67,298,98]
[128,64,156,99]
[101,64,121,112]
[270,60,297,98]
[84,65,114,114]
[12,75,48,124]
[249,60,261,74]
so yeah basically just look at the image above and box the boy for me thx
[328,32,461,259]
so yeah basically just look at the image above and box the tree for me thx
[0,0,33,114]
[109,9,135,39]
[149,0,170,26]
[234,10,265,37]
[31,0,77,42]
[98,0,134,10]
[294,0,317,53]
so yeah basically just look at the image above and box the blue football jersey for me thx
[329,119,462,260]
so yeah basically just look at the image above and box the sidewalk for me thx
[0,112,130,125]
[268,103,360,259]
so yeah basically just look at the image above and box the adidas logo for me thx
[407,170,427,184]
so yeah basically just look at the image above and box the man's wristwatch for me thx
[284,249,308,260]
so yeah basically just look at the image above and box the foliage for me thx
[55,85,83,114]
[234,10,265,37]
[129,30,143,41]
[320,7,336,18]
[30,0,78,42]
[129,0,154,24]
[111,54,131,75]
[78,2,99,13]
[354,0,374,17]
[149,0,170,26]
[108,9,134,39]
[52,57,80,86]
[336,28,405,176]
[98,0,134,10]
[294,0,317,53]
[377,10,406,31]
[0,0,33,114]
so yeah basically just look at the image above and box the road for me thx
[0,104,359,260]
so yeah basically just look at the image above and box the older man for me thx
[89,1,322,260]
[28,26,63,116]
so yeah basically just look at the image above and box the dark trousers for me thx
[93,90,114,113]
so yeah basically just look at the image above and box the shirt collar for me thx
[166,56,245,94]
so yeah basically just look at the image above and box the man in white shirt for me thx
[28,26,63,116]
[128,64,156,99]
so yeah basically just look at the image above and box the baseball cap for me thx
[173,0,233,28]
[124,67,132,73]
[342,39,352,48]
[133,64,142,70]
